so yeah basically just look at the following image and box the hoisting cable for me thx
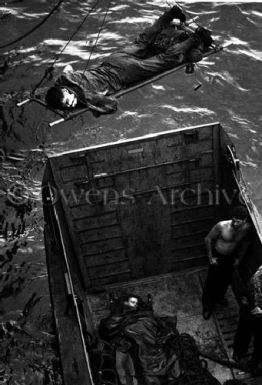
[32,0,101,94]
[52,0,101,69]
[48,182,95,385]
[79,0,111,88]
[0,0,65,50]
[17,0,101,104]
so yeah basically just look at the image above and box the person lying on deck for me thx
[98,292,221,385]
[45,5,214,116]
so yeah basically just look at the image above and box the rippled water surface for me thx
[0,1,262,383]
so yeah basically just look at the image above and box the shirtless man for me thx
[202,206,250,320]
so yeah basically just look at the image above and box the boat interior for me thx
[42,122,262,384]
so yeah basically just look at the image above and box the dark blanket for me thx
[99,308,221,385]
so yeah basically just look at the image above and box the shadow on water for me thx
[0,1,262,383]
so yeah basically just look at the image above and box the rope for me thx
[52,0,101,65]
[31,0,100,95]
[0,0,65,50]
[79,0,111,88]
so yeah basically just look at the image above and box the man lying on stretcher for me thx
[45,5,214,115]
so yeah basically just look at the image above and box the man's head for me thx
[45,86,78,110]
[124,296,139,311]
[231,205,249,229]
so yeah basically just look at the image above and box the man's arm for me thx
[205,223,221,265]
[85,93,118,116]
[55,67,118,116]
[135,6,186,48]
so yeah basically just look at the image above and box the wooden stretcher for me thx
[17,34,224,128]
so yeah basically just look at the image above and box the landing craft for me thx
[42,122,262,384]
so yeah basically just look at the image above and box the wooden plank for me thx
[54,153,86,169]
[187,140,212,155]
[171,219,215,235]
[171,231,207,247]
[62,155,214,188]
[44,225,93,385]
[61,164,88,183]
[49,160,92,288]
[92,177,115,189]
[59,166,214,207]
[82,246,125,258]
[171,253,207,263]
[83,249,127,267]
[93,135,210,175]
[86,261,131,279]
[73,211,118,231]
[130,180,215,203]
[77,224,122,244]
[85,137,185,176]
[171,256,207,270]
[80,234,122,246]
[80,237,125,256]
[212,123,222,192]
[117,196,172,278]
[171,244,206,260]
[211,123,221,223]
[71,205,116,219]
[190,125,214,140]
[171,204,216,218]
[167,181,215,208]
[90,272,132,286]
[70,202,117,218]
[165,167,213,187]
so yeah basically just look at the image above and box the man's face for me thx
[61,88,78,108]
[126,297,138,310]
[231,217,246,229]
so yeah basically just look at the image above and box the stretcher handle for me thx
[16,98,31,107]
[49,117,65,127]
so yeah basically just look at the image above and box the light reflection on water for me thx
[0,1,262,383]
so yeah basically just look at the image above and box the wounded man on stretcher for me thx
[45,5,214,116]
[96,293,221,385]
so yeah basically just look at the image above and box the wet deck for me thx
[87,267,262,384]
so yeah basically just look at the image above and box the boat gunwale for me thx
[47,122,221,159]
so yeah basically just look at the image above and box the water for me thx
[0,1,261,384]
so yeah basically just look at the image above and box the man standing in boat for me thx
[233,264,262,376]
[45,5,214,114]
[202,206,251,320]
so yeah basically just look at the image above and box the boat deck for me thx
[87,267,262,384]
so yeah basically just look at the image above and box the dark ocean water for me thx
[0,1,261,383]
